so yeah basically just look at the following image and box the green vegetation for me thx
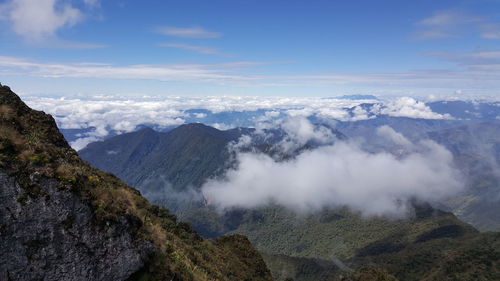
[80,113,500,281]
[338,267,398,281]
[0,85,273,281]
[80,123,240,192]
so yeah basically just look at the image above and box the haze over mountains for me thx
[0,83,492,280]
[2,0,500,280]
[1,81,500,281]
[76,92,500,280]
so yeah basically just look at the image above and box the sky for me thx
[1,0,500,97]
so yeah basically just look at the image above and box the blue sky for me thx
[0,0,500,97]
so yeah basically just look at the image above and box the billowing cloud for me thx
[376,125,413,147]
[0,0,81,41]
[202,121,464,217]
[0,0,99,45]
[25,97,187,150]
[372,97,452,119]
[253,116,339,154]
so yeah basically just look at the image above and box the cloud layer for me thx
[202,124,464,216]
[22,95,454,150]
[3,53,500,95]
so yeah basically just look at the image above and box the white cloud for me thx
[83,0,100,8]
[210,123,235,130]
[2,55,500,95]
[265,111,280,118]
[70,135,99,151]
[202,123,463,217]
[414,8,500,41]
[0,0,81,41]
[373,97,451,119]
[414,8,482,39]
[481,23,500,39]
[25,96,187,150]
[376,125,413,147]
[22,95,453,150]
[159,42,220,55]
[155,26,222,38]
[193,112,207,118]
[0,56,249,83]
[427,49,500,65]
[277,116,336,152]
[0,0,103,47]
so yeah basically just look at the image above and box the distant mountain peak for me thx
[336,94,379,100]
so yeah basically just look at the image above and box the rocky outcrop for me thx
[0,84,273,281]
[0,169,153,281]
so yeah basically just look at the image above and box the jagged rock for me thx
[0,84,274,281]
[0,170,153,281]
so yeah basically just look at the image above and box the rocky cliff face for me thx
[0,170,153,281]
[0,85,273,281]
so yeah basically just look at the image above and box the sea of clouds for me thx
[24,95,452,150]
[23,94,490,216]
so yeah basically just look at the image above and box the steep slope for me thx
[336,116,500,231]
[235,205,500,281]
[81,123,246,192]
[80,117,500,280]
[0,85,273,281]
[426,123,500,231]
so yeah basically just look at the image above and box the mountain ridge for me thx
[79,116,500,280]
[0,85,273,281]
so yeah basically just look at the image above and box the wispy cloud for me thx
[0,0,103,47]
[426,49,500,66]
[2,54,500,95]
[155,26,222,38]
[414,8,482,39]
[159,42,221,55]
[83,0,100,8]
[480,23,500,39]
[0,55,249,82]
[414,8,500,40]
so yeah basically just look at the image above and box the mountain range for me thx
[2,82,499,280]
[79,115,500,280]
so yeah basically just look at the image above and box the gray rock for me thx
[0,170,154,281]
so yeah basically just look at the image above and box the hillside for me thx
[336,117,500,231]
[0,85,273,281]
[228,205,500,281]
[80,118,500,281]
[80,123,247,191]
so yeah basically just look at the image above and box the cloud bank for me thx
[202,124,464,216]
[21,94,456,150]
